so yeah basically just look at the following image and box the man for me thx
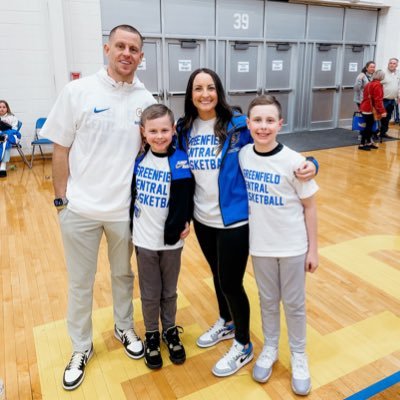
[380,57,400,138]
[40,25,156,391]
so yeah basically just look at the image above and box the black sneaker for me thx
[162,326,186,364]
[144,331,163,369]
[358,145,371,151]
[0,170,6,178]
[62,344,93,391]
[114,325,144,359]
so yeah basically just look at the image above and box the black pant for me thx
[380,99,395,135]
[193,219,250,345]
[361,113,374,145]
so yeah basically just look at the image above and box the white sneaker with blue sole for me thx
[212,340,254,377]
[196,317,235,348]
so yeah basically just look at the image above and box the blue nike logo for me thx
[93,107,110,113]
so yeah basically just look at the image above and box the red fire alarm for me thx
[70,72,81,80]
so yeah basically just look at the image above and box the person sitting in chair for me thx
[0,100,20,178]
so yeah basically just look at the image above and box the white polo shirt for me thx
[41,68,156,221]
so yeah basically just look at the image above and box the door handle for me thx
[312,86,337,92]
[152,91,164,100]
[265,88,292,94]
[227,90,259,95]
[166,91,186,99]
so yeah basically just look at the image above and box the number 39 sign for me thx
[233,13,249,30]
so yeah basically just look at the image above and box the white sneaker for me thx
[196,318,235,348]
[212,340,254,377]
[291,352,311,396]
[252,345,278,383]
[114,325,144,359]
[62,344,93,391]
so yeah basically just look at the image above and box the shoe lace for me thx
[166,326,184,349]
[259,346,277,365]
[67,351,85,370]
[146,333,160,352]
[222,342,243,362]
[292,354,309,379]
[206,318,225,335]
[122,328,139,345]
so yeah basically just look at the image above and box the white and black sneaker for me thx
[212,340,254,377]
[196,318,235,348]
[62,344,93,391]
[114,325,144,359]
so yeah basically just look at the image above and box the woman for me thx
[176,68,318,377]
[359,70,387,151]
[354,61,376,109]
[0,100,20,177]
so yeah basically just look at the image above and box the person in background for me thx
[353,61,376,109]
[380,58,400,139]
[131,104,193,370]
[176,68,318,378]
[239,95,319,396]
[40,24,156,390]
[359,70,387,151]
[0,100,20,178]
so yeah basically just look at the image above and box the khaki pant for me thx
[252,254,306,353]
[59,208,134,352]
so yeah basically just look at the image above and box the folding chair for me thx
[12,121,31,168]
[29,117,53,168]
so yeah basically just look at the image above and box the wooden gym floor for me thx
[0,129,399,400]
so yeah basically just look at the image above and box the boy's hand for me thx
[305,252,318,273]
[180,222,190,239]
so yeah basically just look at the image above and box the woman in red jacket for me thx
[359,70,387,151]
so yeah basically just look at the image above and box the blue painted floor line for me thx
[345,371,400,400]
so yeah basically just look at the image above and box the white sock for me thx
[0,161,6,171]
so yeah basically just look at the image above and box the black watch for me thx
[54,197,69,208]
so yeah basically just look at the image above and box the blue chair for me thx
[12,121,30,168]
[29,118,53,168]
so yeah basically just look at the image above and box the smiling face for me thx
[247,104,283,153]
[104,28,143,83]
[141,115,175,154]
[191,72,218,120]
[366,63,376,74]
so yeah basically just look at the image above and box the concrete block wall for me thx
[0,0,103,156]
[375,0,400,70]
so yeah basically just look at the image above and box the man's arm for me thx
[52,143,70,198]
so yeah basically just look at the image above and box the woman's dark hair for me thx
[362,61,375,74]
[0,100,12,115]
[182,68,233,149]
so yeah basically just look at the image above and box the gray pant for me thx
[135,246,182,332]
[252,254,306,353]
[59,209,134,352]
